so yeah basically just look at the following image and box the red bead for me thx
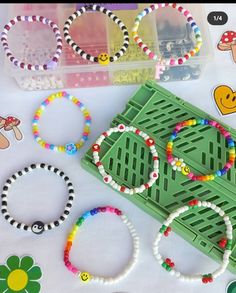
[135,129,140,135]
[184,54,189,60]
[143,47,148,52]
[172,3,177,8]
[10,20,15,25]
[28,64,32,70]
[101,207,106,212]
[202,278,207,284]
[39,16,44,22]
[144,183,149,189]
[164,231,169,237]
[92,144,100,152]
[167,227,171,232]
[178,59,183,65]
[138,42,143,48]
[102,132,108,137]
[153,156,158,161]
[146,138,155,147]
[165,258,171,265]
[120,186,126,192]
[4,25,10,30]
[170,262,175,268]
[178,6,183,12]
[32,15,37,21]
[96,162,102,167]
[17,16,21,21]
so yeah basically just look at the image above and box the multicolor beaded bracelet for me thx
[132,4,202,78]
[153,199,233,283]
[92,124,159,194]
[167,118,235,181]
[1,163,75,235]
[63,4,129,66]
[32,91,91,155]
[1,16,62,70]
[64,206,139,284]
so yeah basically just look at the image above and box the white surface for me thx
[0,3,236,293]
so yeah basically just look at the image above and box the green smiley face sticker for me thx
[227,281,236,293]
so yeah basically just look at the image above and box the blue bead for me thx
[82,135,88,141]
[50,145,54,150]
[172,131,177,137]
[191,22,196,27]
[194,28,200,33]
[65,143,77,155]
[221,169,227,175]
[216,170,222,176]
[144,8,149,14]
[90,210,95,216]
[204,119,209,125]
[82,212,90,219]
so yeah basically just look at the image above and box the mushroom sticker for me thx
[0,115,23,150]
[217,31,236,63]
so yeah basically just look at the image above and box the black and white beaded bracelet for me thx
[63,4,129,65]
[1,163,75,235]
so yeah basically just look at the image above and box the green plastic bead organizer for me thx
[81,81,236,273]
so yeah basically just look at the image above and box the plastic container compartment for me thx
[81,81,236,273]
[4,4,213,90]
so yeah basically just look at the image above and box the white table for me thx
[0,3,235,293]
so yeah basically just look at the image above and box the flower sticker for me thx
[0,255,42,293]
[170,157,186,171]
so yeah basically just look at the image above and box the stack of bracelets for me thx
[132,3,202,78]
[1,163,75,235]
[63,4,129,65]
[1,15,62,70]
[64,206,139,284]
[32,91,91,155]
[153,200,233,283]
[166,118,235,181]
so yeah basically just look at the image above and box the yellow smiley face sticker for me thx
[214,85,236,115]
[80,271,91,283]
[181,166,190,175]
[98,53,110,65]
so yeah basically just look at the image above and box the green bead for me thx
[166,265,172,272]
[76,217,84,226]
[162,262,167,268]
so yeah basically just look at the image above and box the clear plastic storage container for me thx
[3,3,213,90]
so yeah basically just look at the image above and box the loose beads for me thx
[92,124,159,194]
[32,91,91,155]
[1,16,62,70]
[64,4,129,65]
[153,200,233,283]
[167,118,235,181]
[132,4,202,77]
[64,206,139,284]
[1,163,75,234]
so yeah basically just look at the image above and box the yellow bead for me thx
[176,161,182,167]
[181,166,190,175]
[80,272,91,283]
[98,53,110,65]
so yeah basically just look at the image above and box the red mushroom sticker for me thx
[217,31,236,63]
[4,116,23,141]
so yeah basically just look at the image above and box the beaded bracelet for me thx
[132,4,202,78]
[64,206,139,284]
[1,163,75,235]
[32,91,91,155]
[63,4,129,65]
[167,118,235,181]
[92,124,159,194]
[153,199,233,283]
[1,16,62,70]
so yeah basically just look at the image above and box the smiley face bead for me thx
[31,221,45,235]
[181,165,190,175]
[80,272,91,282]
[98,53,110,65]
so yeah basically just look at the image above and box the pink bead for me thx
[62,91,67,96]
[184,10,189,16]
[45,99,50,105]
[167,157,173,163]
[226,162,232,168]
[76,101,81,106]
[175,126,181,132]
[34,115,39,120]
[211,121,217,127]
[45,143,50,149]
[34,131,39,136]
[170,59,175,66]
[224,132,231,138]
[187,173,194,179]
[149,52,154,59]
[71,267,79,274]
[158,4,162,8]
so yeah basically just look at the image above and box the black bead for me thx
[24,167,29,173]
[115,52,120,58]
[1,209,7,214]
[54,168,59,173]
[64,32,69,38]
[18,171,22,176]
[40,163,45,168]
[124,32,129,36]
[69,189,74,194]
[1,194,6,198]
[24,226,28,230]
[68,182,72,187]
[54,221,59,226]
[94,57,98,62]
[79,8,84,14]
[6,179,11,184]
[17,223,21,229]
[110,57,114,62]
[59,171,64,177]
[113,16,118,21]
[10,219,15,225]
[64,210,69,215]
[124,43,129,48]
[48,165,52,170]
[121,25,126,30]
[12,175,16,180]
[96,5,100,11]
[74,11,78,17]
[69,16,73,22]
[69,196,74,200]
[103,8,107,14]
[60,216,65,221]
[117,20,122,25]
[3,186,8,191]
[31,164,36,169]
[65,21,70,26]
[66,203,72,208]
[108,12,112,17]
[5,215,10,220]
[64,176,69,181]
[48,225,52,230]
[2,201,7,206]
[86,54,91,60]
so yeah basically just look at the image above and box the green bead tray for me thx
[81,81,236,273]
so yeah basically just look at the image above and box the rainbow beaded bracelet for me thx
[153,199,233,283]
[92,124,159,194]
[166,118,235,181]
[32,91,91,155]
[132,4,202,78]
[64,206,139,284]
[1,16,62,70]
[64,4,129,66]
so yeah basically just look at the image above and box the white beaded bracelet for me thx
[153,199,233,284]
[92,124,159,194]
[1,163,75,235]
[1,15,62,70]
[64,206,139,284]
